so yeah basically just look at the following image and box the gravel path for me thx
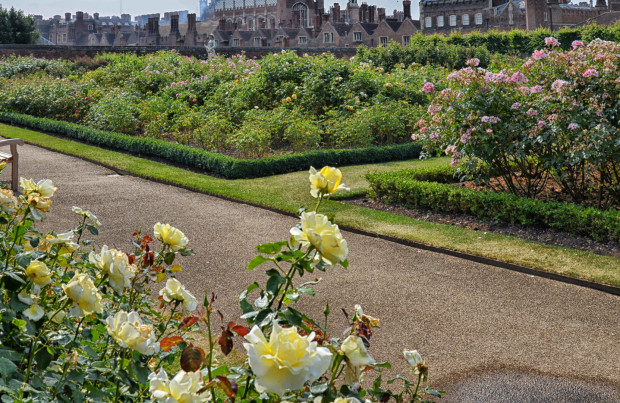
[11,142,620,401]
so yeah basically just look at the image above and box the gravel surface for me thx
[9,142,620,401]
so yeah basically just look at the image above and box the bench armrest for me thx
[0,139,24,147]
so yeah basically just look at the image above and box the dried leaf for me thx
[216,375,237,398]
[230,324,250,337]
[178,316,200,331]
[218,329,234,356]
[180,345,205,372]
[160,336,184,352]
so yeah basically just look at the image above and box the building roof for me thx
[358,22,379,34]
[332,23,353,36]
[579,10,620,25]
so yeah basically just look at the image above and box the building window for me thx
[380,36,388,46]
[298,36,307,44]
[462,14,470,26]
[233,38,240,46]
[475,13,483,25]
[254,37,262,47]
[544,12,548,21]
[248,19,254,30]
[425,17,432,28]
[450,15,456,26]
[323,32,334,43]
[292,2,309,27]
[353,31,362,42]
[88,24,94,30]
[437,16,444,27]
[402,35,410,46]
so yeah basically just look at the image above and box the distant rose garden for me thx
[0,33,618,401]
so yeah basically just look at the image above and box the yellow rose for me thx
[25,261,52,288]
[24,193,52,221]
[159,278,197,312]
[0,189,17,214]
[308,166,348,198]
[340,335,375,385]
[153,223,189,252]
[89,245,136,294]
[72,206,101,226]
[148,369,210,402]
[290,212,348,266]
[23,303,45,322]
[105,310,160,355]
[243,322,332,396]
[35,232,78,254]
[63,272,103,317]
[19,178,57,198]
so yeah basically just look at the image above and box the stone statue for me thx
[205,34,216,59]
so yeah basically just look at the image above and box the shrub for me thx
[86,90,142,134]
[366,170,620,242]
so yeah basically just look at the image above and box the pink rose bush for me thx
[415,39,620,207]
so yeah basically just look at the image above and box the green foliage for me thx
[0,112,423,179]
[0,56,73,79]
[0,6,39,44]
[366,170,620,243]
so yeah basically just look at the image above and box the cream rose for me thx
[244,322,332,396]
[148,369,210,403]
[72,206,101,226]
[24,193,52,221]
[354,304,380,327]
[105,310,160,355]
[308,166,348,198]
[154,223,189,252]
[159,278,197,312]
[20,178,57,198]
[90,245,136,294]
[0,189,17,214]
[403,349,427,378]
[340,335,375,385]
[63,272,103,317]
[290,212,348,265]
[23,304,45,322]
[25,261,52,288]
[36,232,78,254]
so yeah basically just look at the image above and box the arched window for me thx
[248,18,254,30]
[270,17,277,28]
[292,2,309,27]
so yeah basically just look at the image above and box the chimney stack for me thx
[403,0,411,20]
[65,13,71,22]
[360,3,368,22]
[94,13,99,20]
[333,3,341,23]
[188,13,197,34]
[322,13,330,24]
[170,14,180,35]
[378,8,386,22]
[368,5,376,22]
[218,17,226,31]
[76,11,84,21]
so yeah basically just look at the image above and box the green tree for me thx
[0,6,39,44]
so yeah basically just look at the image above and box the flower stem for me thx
[412,372,422,398]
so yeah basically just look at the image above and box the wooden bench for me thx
[0,139,25,191]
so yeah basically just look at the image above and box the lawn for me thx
[1,123,618,287]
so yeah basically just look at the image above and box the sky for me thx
[1,0,420,20]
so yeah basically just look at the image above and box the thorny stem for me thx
[412,372,423,398]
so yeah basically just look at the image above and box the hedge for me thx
[366,169,620,243]
[0,112,423,179]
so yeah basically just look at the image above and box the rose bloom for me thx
[290,212,348,266]
[23,303,45,322]
[583,68,599,78]
[530,85,543,94]
[244,322,332,396]
[537,120,546,128]
[531,50,546,60]
[466,58,480,67]
[90,246,137,294]
[154,223,189,252]
[105,310,160,355]
[568,123,579,131]
[509,72,527,84]
[403,349,428,378]
[0,189,17,214]
[19,178,57,198]
[308,166,348,198]
[159,278,198,312]
[421,82,435,93]
[24,193,52,221]
[341,335,375,385]
[572,40,584,50]
[148,369,210,403]
[544,36,559,47]
[511,102,521,110]
[72,206,101,226]
[63,272,103,317]
[26,261,52,288]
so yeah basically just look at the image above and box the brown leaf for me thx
[180,345,205,372]
[230,324,250,337]
[160,336,184,352]
[218,329,234,356]
[178,316,200,331]
[216,376,238,398]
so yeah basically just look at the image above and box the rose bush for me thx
[0,165,441,401]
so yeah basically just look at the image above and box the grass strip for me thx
[1,123,618,287]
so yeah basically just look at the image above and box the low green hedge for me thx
[366,169,620,243]
[0,112,423,179]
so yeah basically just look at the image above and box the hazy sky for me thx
[2,0,420,19]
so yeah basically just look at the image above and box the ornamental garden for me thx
[0,25,618,402]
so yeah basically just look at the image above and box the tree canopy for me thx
[0,6,39,44]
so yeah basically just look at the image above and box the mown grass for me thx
[2,123,618,286]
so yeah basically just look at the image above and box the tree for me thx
[0,6,39,44]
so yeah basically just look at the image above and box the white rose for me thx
[20,178,57,198]
[0,189,17,214]
[403,349,423,368]
[159,278,197,312]
[148,369,210,403]
[290,212,348,266]
[90,245,136,294]
[244,322,332,396]
[105,310,159,355]
[63,272,103,317]
[340,335,375,385]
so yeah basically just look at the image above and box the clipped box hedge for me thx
[0,112,423,179]
[366,168,620,243]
